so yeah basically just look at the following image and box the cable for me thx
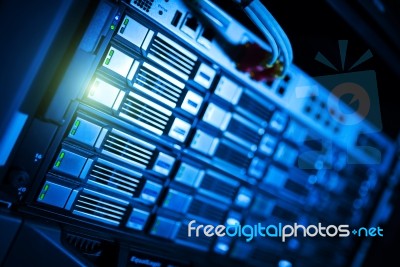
[233,0,293,76]
[245,6,290,74]
[248,0,293,63]
[184,0,292,79]
[244,7,280,65]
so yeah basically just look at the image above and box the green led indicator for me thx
[110,25,115,30]
[44,184,49,191]
[123,18,129,25]
[70,129,76,135]
[109,49,114,56]
[105,58,110,65]
[59,152,65,159]
[164,194,172,205]
[152,221,160,232]
[178,166,185,174]
[39,193,45,200]
[74,120,81,127]
[55,161,61,167]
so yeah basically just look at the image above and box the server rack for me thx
[0,1,396,266]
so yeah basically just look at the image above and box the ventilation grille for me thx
[134,63,184,108]
[226,118,262,145]
[132,0,154,12]
[102,133,154,169]
[148,34,197,80]
[120,92,172,135]
[238,93,274,121]
[214,143,252,169]
[89,163,144,197]
[72,193,128,226]
[188,199,226,223]
[200,174,238,201]
[65,233,102,256]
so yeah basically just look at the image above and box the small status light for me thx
[44,184,49,191]
[278,260,292,267]
[216,242,229,252]
[39,193,45,200]
[114,15,120,21]
[110,25,115,30]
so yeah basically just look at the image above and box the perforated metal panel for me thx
[132,0,154,12]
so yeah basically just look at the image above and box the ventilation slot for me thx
[214,143,252,169]
[238,93,274,122]
[120,92,172,135]
[132,0,154,12]
[188,199,226,223]
[102,132,154,169]
[72,193,128,226]
[89,163,144,197]
[226,118,262,145]
[133,63,184,108]
[64,233,102,256]
[200,174,238,201]
[147,33,197,80]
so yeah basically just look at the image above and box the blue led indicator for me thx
[188,99,198,108]
[156,160,170,169]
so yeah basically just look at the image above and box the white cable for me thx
[245,5,289,74]
[245,7,280,65]
[242,0,293,75]
[247,1,290,74]
[249,0,293,63]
